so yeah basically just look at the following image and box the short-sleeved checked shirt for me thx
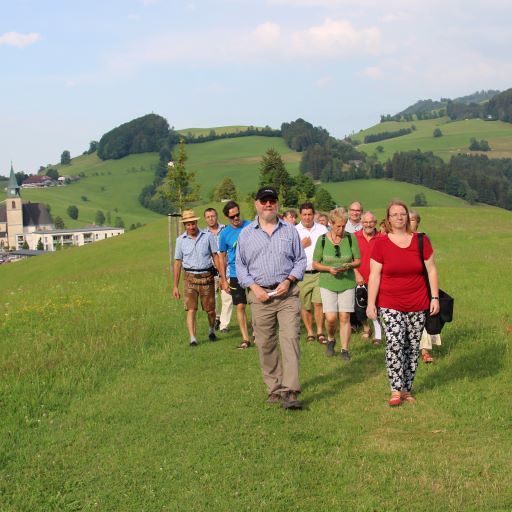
[175,229,218,273]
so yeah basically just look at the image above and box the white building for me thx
[1,165,124,252]
[26,227,124,251]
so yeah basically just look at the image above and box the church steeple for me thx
[7,163,21,198]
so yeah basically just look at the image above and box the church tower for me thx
[6,164,24,249]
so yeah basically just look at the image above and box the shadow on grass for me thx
[417,324,506,392]
[301,343,384,406]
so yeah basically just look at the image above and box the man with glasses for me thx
[204,207,232,332]
[236,187,306,409]
[345,201,363,233]
[354,211,382,345]
[218,201,251,349]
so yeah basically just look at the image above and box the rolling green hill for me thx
[352,117,512,161]
[17,134,470,231]
[22,153,162,228]
[19,136,300,227]
[1,204,511,510]
[186,135,301,199]
[326,179,468,210]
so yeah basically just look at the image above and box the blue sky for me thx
[2,0,511,173]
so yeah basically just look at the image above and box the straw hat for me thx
[180,209,200,223]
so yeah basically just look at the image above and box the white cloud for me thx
[362,66,382,79]
[252,22,281,46]
[290,18,381,57]
[314,76,333,88]
[106,17,383,74]
[0,32,41,48]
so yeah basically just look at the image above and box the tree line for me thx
[385,151,512,210]
[363,127,414,144]
[181,126,281,144]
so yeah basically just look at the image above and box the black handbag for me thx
[417,234,454,335]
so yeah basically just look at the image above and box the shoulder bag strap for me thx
[417,233,432,298]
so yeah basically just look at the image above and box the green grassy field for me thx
[186,136,302,199]
[352,118,512,162]
[177,125,266,137]
[324,179,467,210]
[22,153,162,228]
[1,205,511,511]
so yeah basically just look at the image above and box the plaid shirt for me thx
[236,217,306,288]
[175,229,218,272]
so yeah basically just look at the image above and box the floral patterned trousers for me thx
[379,308,427,392]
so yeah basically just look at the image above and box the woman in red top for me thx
[367,201,439,406]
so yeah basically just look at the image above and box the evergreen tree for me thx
[315,188,336,211]
[54,216,65,229]
[36,238,44,250]
[61,150,71,165]
[213,177,238,201]
[161,139,199,213]
[95,210,106,226]
[258,148,293,205]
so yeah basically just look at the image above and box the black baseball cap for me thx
[255,187,278,201]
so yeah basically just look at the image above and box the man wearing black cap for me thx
[236,187,307,409]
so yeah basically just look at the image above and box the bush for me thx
[412,192,428,206]
[67,205,79,220]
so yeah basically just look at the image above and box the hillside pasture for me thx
[177,125,265,137]
[186,136,302,199]
[323,179,468,210]
[0,205,511,511]
[352,118,512,162]
[22,153,162,228]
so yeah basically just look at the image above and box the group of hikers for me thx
[172,187,441,409]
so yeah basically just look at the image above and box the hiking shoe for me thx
[340,349,351,361]
[208,332,218,342]
[325,340,336,357]
[189,340,198,347]
[266,393,282,404]
[281,391,302,410]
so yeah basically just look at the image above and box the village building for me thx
[21,175,57,188]
[1,166,124,252]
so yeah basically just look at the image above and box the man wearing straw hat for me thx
[173,209,226,346]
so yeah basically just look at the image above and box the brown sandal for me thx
[237,340,251,349]
[400,391,416,403]
[316,334,327,344]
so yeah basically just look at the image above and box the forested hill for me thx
[394,89,501,118]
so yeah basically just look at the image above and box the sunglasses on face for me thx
[334,245,341,258]
[228,212,240,220]
[259,198,277,205]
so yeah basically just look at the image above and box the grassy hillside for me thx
[186,135,301,199]
[177,125,265,137]
[23,153,162,228]
[1,205,511,510]
[325,179,467,210]
[18,136,300,227]
[352,117,512,162]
